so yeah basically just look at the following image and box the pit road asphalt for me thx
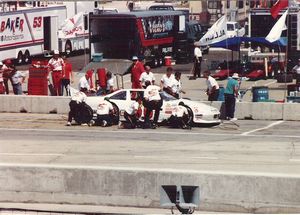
[0,113,299,176]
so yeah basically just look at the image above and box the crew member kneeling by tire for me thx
[168,102,191,129]
[66,88,88,126]
[143,81,162,129]
[120,99,140,129]
[94,98,114,127]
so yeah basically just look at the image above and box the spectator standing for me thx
[48,50,65,96]
[139,66,155,88]
[171,71,185,99]
[61,56,73,96]
[193,43,202,79]
[224,73,239,121]
[161,67,175,95]
[0,62,5,94]
[203,71,219,101]
[66,88,87,126]
[3,59,14,94]
[143,81,162,128]
[106,71,114,94]
[10,70,26,95]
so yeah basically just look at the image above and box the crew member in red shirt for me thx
[61,56,73,96]
[128,56,145,89]
[48,50,65,96]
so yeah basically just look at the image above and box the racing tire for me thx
[180,104,194,126]
[65,40,72,55]
[23,50,31,64]
[74,103,94,124]
[110,102,120,125]
[17,51,23,65]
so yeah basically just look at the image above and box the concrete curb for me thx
[1,95,300,120]
[0,165,299,213]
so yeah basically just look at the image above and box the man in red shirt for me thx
[129,56,145,89]
[61,56,73,96]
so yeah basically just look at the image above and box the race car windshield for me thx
[160,91,176,101]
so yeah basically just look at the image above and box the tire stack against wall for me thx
[28,61,49,95]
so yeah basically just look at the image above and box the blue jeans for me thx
[13,83,22,95]
[224,93,236,119]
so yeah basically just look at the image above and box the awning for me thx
[209,36,287,51]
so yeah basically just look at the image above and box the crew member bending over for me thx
[168,102,190,129]
[66,88,87,126]
[121,99,140,129]
[95,98,114,127]
[143,81,162,129]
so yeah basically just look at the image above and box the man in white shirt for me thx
[106,71,114,94]
[171,71,186,99]
[168,102,190,129]
[203,71,220,101]
[78,70,93,92]
[121,99,140,129]
[140,66,155,88]
[48,50,65,96]
[95,98,114,127]
[161,67,175,95]
[67,88,88,126]
[143,81,162,128]
[193,43,202,79]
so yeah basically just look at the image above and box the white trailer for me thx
[0,5,66,63]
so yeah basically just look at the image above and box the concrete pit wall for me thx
[0,95,300,120]
[0,165,299,213]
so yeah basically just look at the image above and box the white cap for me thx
[232,73,239,79]
[132,56,138,61]
[53,50,59,55]
[0,62,3,66]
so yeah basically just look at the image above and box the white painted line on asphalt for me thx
[264,80,277,86]
[1,126,300,139]
[289,159,300,162]
[0,153,64,156]
[0,162,299,178]
[241,121,284,136]
[134,155,219,160]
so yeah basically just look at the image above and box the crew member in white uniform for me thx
[168,102,190,129]
[143,81,162,128]
[140,66,155,88]
[78,70,93,91]
[203,70,220,101]
[193,43,202,79]
[122,100,140,129]
[48,50,65,96]
[160,67,175,95]
[95,98,114,127]
[66,88,88,126]
[171,71,186,99]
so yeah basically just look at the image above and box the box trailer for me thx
[0,5,66,63]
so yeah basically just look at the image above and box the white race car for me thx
[86,89,221,126]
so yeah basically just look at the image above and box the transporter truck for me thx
[89,10,188,67]
[0,5,67,63]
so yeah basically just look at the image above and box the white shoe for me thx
[102,120,108,127]
[118,122,124,129]
[81,123,88,126]
[66,122,71,126]
[230,118,237,121]
[88,120,95,127]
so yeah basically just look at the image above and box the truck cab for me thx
[227,21,245,38]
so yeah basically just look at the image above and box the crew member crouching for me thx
[168,102,191,129]
[94,98,114,127]
[143,81,162,129]
[120,99,140,129]
[66,88,88,126]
